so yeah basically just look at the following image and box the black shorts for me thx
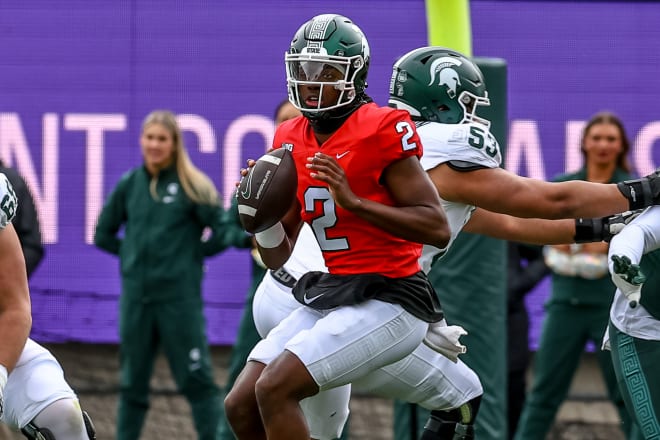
[292,271,443,323]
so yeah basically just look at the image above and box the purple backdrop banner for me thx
[1,1,659,347]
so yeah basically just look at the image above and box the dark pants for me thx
[117,296,221,440]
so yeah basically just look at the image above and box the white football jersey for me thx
[284,223,328,277]
[417,122,502,273]
[0,173,17,229]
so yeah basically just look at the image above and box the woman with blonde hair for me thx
[94,110,229,440]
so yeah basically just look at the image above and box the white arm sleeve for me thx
[608,206,660,269]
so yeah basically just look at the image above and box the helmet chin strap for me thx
[305,93,372,134]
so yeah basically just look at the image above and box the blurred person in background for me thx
[94,110,229,440]
[505,242,549,439]
[514,112,643,440]
[603,206,660,440]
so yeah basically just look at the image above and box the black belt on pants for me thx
[270,267,297,289]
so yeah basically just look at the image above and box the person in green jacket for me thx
[94,109,229,440]
[514,112,643,440]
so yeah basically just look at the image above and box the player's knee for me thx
[223,389,241,422]
[254,370,282,409]
[224,384,255,428]
[25,399,96,440]
[256,355,318,408]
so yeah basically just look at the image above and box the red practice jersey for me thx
[273,103,424,278]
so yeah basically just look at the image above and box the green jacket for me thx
[94,165,229,302]
[549,167,634,306]
[224,193,253,250]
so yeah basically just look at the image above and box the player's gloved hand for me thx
[543,246,577,276]
[0,364,7,418]
[423,319,467,363]
[574,209,643,243]
[617,168,660,210]
[611,254,647,308]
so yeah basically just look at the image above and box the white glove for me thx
[423,319,467,363]
[610,254,646,308]
[573,253,609,279]
[543,246,577,276]
[0,364,7,419]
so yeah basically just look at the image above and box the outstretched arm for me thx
[463,208,576,244]
[430,164,631,219]
[609,206,660,264]
[463,207,639,245]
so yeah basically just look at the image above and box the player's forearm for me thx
[0,306,31,371]
[349,198,450,249]
[512,219,576,245]
[255,222,295,270]
[553,182,630,218]
[466,210,575,245]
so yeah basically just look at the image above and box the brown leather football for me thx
[237,148,297,233]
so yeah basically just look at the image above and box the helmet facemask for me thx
[285,51,366,114]
[458,90,491,128]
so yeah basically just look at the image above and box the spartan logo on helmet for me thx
[427,57,462,99]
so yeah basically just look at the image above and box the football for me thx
[237,148,297,234]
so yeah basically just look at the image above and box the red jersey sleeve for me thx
[374,107,423,166]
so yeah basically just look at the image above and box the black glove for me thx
[617,169,660,210]
[574,209,643,243]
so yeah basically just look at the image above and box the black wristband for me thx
[617,179,652,211]
[574,218,604,243]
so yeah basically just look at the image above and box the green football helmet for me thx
[285,14,370,117]
[388,47,490,127]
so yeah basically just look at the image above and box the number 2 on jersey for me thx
[396,121,418,151]
[304,187,349,251]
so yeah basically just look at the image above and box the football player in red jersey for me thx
[224,14,452,440]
